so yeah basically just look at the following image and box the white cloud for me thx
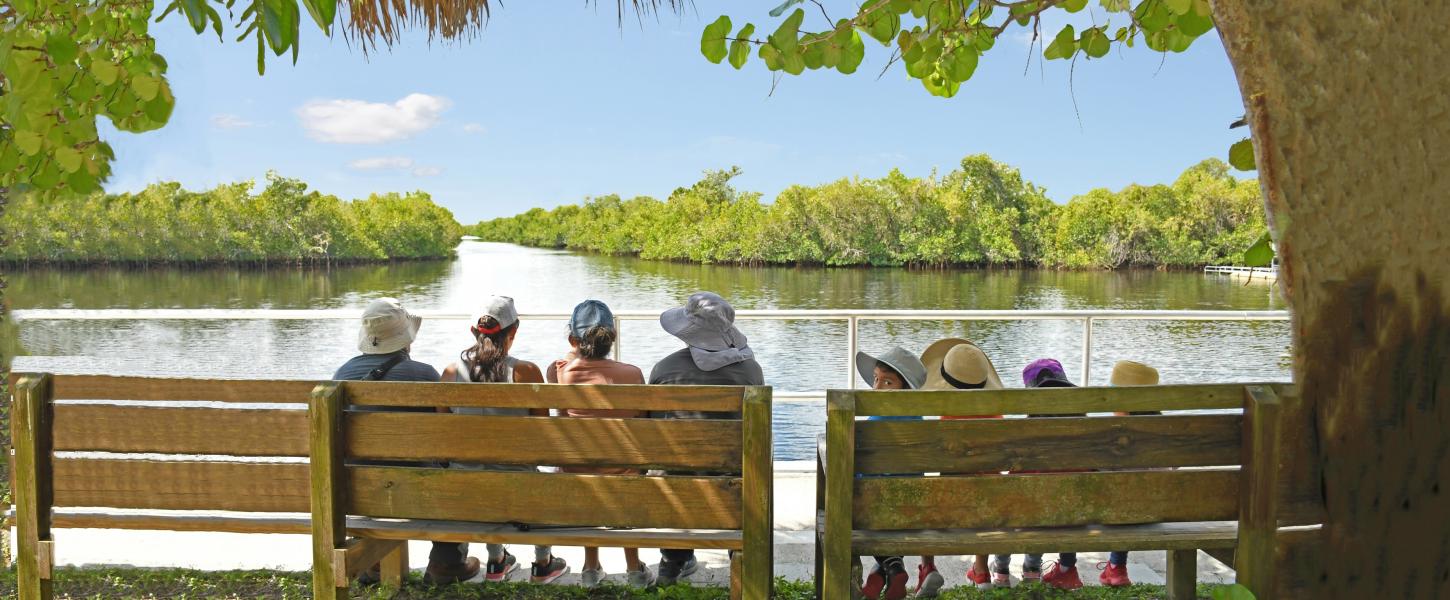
[348,157,415,170]
[461,123,486,134]
[412,166,444,177]
[211,114,255,129]
[297,93,451,144]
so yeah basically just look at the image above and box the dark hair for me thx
[461,316,518,383]
[874,360,905,383]
[575,325,616,360]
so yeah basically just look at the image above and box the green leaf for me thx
[768,0,804,17]
[701,15,731,64]
[866,10,900,45]
[132,75,161,101]
[14,131,42,156]
[769,8,805,54]
[1061,0,1089,12]
[1081,27,1111,58]
[260,0,297,56]
[1165,0,1192,15]
[54,147,82,173]
[301,0,337,33]
[1229,138,1256,171]
[91,59,119,85]
[1100,0,1131,10]
[1212,583,1259,600]
[837,30,865,74]
[1043,24,1076,60]
[758,43,783,71]
[728,25,754,69]
[782,50,805,75]
[66,168,99,194]
[1176,9,1214,37]
[946,46,978,82]
[45,33,79,65]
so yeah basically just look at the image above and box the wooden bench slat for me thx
[351,518,746,550]
[856,414,1243,474]
[342,381,744,411]
[346,413,742,471]
[853,469,1240,530]
[52,458,311,513]
[840,519,1241,555]
[52,375,316,403]
[53,405,309,457]
[347,466,743,530]
[853,383,1259,416]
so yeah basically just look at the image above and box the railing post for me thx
[13,373,54,600]
[1081,317,1094,386]
[612,315,623,362]
[846,317,858,389]
[309,382,349,600]
[822,390,857,600]
[740,386,774,600]
[1236,385,1283,598]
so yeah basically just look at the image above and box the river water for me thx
[7,241,1291,459]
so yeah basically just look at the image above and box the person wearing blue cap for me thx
[545,300,656,588]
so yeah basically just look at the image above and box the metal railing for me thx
[1204,265,1278,276]
[14,308,1291,393]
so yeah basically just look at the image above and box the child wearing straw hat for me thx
[853,347,930,600]
[1094,360,1162,587]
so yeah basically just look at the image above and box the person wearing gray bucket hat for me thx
[330,299,483,586]
[649,291,764,586]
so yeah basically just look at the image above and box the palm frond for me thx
[341,0,691,52]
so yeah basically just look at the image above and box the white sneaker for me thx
[627,566,656,587]
[580,567,605,588]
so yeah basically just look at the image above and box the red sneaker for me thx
[1099,562,1132,587]
[914,563,944,597]
[862,563,885,599]
[966,565,993,590]
[1041,561,1084,590]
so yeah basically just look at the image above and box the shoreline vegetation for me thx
[470,156,1266,270]
[1,173,463,266]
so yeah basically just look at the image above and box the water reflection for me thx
[8,241,1291,459]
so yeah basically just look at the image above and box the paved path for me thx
[12,470,1238,592]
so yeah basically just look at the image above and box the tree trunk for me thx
[1212,1,1450,597]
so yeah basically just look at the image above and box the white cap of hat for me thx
[357,298,421,355]
[474,295,519,330]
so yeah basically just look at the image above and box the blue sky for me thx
[103,2,1248,224]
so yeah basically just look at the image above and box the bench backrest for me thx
[11,373,314,519]
[826,383,1321,531]
[312,381,773,531]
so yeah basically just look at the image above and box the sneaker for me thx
[531,555,569,584]
[627,566,656,587]
[880,558,909,600]
[991,570,1012,588]
[483,552,517,583]
[425,556,483,585]
[580,567,605,588]
[656,556,698,586]
[1099,562,1132,587]
[965,565,993,590]
[851,559,865,600]
[356,564,381,586]
[1041,561,1084,590]
[862,563,886,599]
[1021,569,1042,585]
[914,563,944,598]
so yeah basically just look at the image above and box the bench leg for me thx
[730,550,743,600]
[379,541,408,589]
[813,533,824,600]
[1166,549,1198,600]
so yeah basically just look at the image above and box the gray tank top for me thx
[450,356,533,472]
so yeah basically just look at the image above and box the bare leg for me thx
[921,556,936,568]
[583,547,601,571]
[624,547,645,571]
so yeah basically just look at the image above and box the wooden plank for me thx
[854,383,1258,417]
[309,382,348,599]
[1203,547,1235,568]
[1236,385,1282,598]
[379,542,408,589]
[813,436,826,600]
[342,538,404,579]
[39,511,312,534]
[52,375,316,403]
[729,550,742,600]
[1275,384,1326,525]
[53,405,309,457]
[1276,526,1326,598]
[13,373,55,600]
[343,381,743,411]
[346,412,741,471]
[50,458,310,512]
[740,386,773,600]
[1165,549,1197,600]
[856,414,1242,474]
[822,390,857,600]
[854,469,1240,530]
[36,541,53,581]
[846,520,1240,555]
[348,518,744,549]
[349,467,743,530]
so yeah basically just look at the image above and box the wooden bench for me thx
[814,383,1325,599]
[8,373,337,600]
[309,380,774,600]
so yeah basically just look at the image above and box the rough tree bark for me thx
[1213,1,1450,597]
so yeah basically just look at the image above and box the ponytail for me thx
[575,325,616,360]
[462,316,518,382]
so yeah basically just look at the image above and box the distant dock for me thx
[1204,264,1277,282]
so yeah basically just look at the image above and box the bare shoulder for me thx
[513,360,545,383]
[440,363,456,382]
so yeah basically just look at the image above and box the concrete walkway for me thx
[14,470,1238,592]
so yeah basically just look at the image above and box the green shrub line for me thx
[469,156,1266,270]
[0,567,1237,599]
[1,173,464,266]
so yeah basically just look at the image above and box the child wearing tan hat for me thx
[1098,360,1162,587]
